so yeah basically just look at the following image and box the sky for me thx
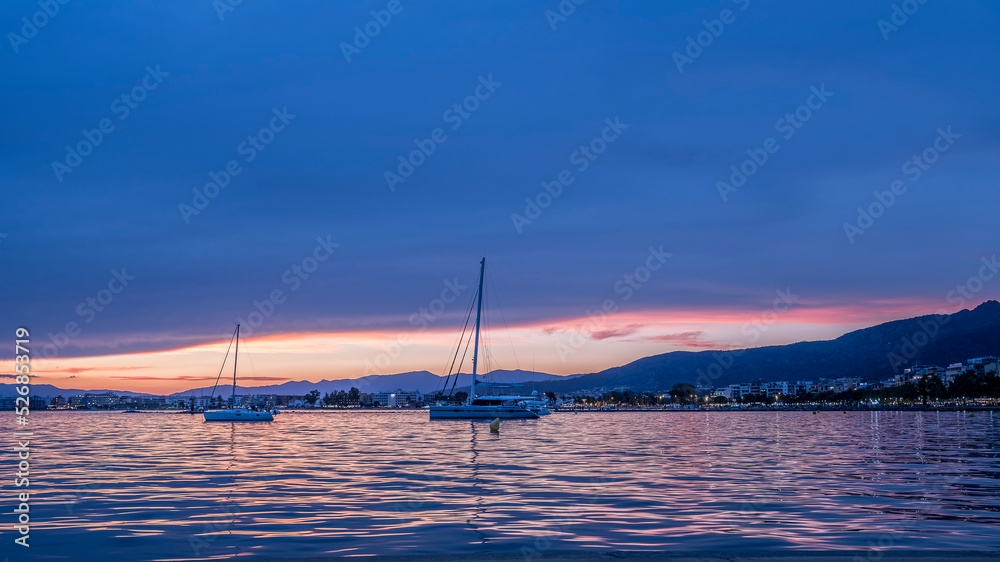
[2,0,999,394]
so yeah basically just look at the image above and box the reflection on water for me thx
[6,410,1000,560]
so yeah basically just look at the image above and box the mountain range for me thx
[533,300,1000,394]
[0,370,573,398]
[4,301,998,398]
[0,385,157,399]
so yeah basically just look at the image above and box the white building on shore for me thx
[372,389,423,407]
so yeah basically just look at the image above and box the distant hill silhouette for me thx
[536,301,1000,393]
[0,369,573,398]
[168,369,569,397]
[0,384,156,398]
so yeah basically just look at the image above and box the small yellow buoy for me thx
[489,418,500,433]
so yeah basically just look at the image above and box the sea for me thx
[3,410,999,560]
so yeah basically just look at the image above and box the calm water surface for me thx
[4,410,1000,560]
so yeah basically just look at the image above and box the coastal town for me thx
[703,356,999,403]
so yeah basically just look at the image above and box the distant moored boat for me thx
[429,258,538,420]
[203,323,273,422]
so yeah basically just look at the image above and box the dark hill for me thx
[539,301,1000,393]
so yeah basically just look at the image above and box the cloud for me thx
[638,331,720,349]
[588,324,645,341]
[38,366,151,374]
[0,373,47,380]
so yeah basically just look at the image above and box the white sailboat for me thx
[203,323,274,422]
[429,258,539,420]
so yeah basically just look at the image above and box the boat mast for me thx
[232,323,240,408]
[470,257,485,405]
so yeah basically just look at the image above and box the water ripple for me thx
[3,410,999,559]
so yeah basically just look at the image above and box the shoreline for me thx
[549,405,1000,412]
[27,405,1000,413]
[249,551,1000,562]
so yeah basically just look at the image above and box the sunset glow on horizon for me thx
[4,296,979,394]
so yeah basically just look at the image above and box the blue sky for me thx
[2,0,999,390]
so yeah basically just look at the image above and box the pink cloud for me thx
[588,323,646,340]
[638,330,721,349]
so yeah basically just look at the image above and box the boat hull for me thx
[428,405,539,419]
[204,409,273,422]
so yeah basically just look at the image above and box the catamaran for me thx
[203,323,274,422]
[429,258,540,420]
